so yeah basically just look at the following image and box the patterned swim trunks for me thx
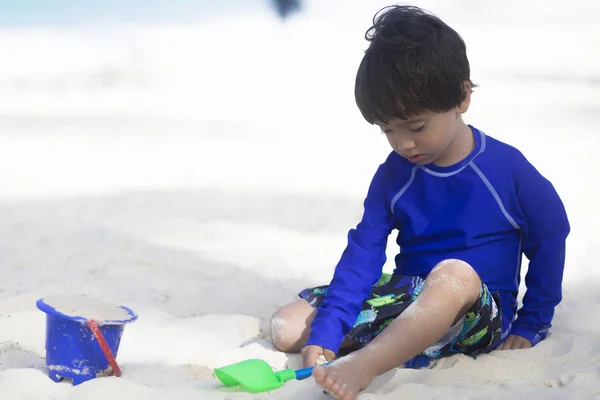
[299,273,503,362]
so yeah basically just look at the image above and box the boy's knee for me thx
[426,259,481,301]
[431,258,477,277]
[270,300,315,353]
[270,307,291,351]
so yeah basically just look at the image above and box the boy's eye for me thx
[408,124,425,133]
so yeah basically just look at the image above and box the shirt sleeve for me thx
[510,155,570,346]
[305,163,396,354]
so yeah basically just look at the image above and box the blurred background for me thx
[0,0,598,319]
[0,0,597,198]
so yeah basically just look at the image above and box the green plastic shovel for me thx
[213,359,327,393]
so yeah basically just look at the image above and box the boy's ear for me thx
[457,81,472,115]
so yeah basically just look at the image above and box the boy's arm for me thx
[305,164,396,354]
[511,155,570,346]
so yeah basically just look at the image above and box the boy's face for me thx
[375,91,472,167]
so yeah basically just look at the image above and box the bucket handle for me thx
[87,320,123,377]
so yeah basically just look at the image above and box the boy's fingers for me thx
[301,346,336,367]
[506,337,517,349]
[498,335,516,350]
[498,335,533,350]
[517,337,532,349]
[301,346,321,367]
[323,349,336,362]
[302,352,315,367]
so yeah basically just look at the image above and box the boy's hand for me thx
[497,334,532,350]
[301,345,335,368]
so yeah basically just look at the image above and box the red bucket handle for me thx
[87,320,122,377]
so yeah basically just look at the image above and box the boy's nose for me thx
[395,136,416,152]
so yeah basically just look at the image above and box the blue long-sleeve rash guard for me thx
[307,126,570,354]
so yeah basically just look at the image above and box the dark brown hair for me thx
[355,5,475,124]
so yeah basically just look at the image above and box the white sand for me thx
[0,0,599,399]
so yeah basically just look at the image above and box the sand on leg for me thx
[270,299,316,352]
[312,259,482,400]
[270,298,357,353]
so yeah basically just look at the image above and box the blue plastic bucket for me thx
[36,295,138,385]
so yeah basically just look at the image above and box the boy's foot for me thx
[312,357,374,400]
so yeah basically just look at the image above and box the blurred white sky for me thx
[0,0,269,26]
[0,0,597,202]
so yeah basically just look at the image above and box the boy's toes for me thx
[319,370,353,399]
[337,382,351,399]
[324,370,338,390]
[330,376,344,394]
[312,365,326,385]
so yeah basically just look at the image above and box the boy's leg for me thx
[313,259,482,400]
[270,299,315,352]
[270,299,358,353]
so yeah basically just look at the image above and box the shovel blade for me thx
[213,359,285,393]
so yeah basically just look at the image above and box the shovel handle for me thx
[294,362,332,380]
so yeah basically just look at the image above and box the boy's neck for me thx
[433,123,474,167]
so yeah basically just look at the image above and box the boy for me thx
[270,5,570,400]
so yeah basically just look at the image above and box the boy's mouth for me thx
[407,154,426,163]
